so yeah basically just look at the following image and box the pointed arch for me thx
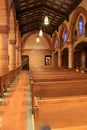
[59,23,68,46]
[22,31,52,50]
[69,6,87,41]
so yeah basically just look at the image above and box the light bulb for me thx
[39,29,43,36]
[44,16,49,25]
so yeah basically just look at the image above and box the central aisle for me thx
[0,71,33,130]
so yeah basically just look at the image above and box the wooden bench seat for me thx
[31,80,87,109]
[34,96,87,130]
[30,71,87,82]
[30,66,74,72]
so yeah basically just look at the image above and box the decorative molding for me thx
[16,46,19,50]
[9,39,16,45]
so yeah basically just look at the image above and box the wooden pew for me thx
[31,67,87,130]
[34,96,87,130]
[30,69,87,82]
[30,68,74,78]
[31,79,87,109]
[30,66,60,72]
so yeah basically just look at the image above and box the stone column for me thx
[68,45,73,68]
[0,26,9,76]
[8,40,16,71]
[19,47,22,67]
[52,51,55,66]
[81,51,86,69]
[16,46,19,68]
[58,48,61,68]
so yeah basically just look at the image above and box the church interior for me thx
[0,0,87,130]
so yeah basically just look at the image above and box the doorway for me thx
[45,55,52,66]
[22,55,29,70]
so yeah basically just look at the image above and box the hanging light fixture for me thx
[44,15,49,25]
[39,28,43,36]
[36,35,40,43]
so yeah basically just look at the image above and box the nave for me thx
[0,68,87,130]
[0,71,33,130]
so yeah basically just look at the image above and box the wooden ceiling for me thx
[13,0,82,35]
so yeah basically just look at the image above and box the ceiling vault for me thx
[13,0,82,35]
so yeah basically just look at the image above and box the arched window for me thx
[55,38,58,48]
[78,17,83,35]
[63,31,67,43]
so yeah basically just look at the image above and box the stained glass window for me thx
[55,38,58,48]
[79,18,83,35]
[64,31,67,43]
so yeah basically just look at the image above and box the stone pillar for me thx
[68,45,73,68]
[19,47,22,67]
[81,51,86,69]
[16,46,19,68]
[0,26,9,76]
[8,40,16,71]
[52,51,55,66]
[58,48,61,68]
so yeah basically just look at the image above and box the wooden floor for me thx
[0,71,33,130]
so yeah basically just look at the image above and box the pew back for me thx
[34,96,87,130]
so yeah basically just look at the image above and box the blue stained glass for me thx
[64,31,67,43]
[55,39,58,47]
[79,18,83,35]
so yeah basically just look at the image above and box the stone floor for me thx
[0,71,34,130]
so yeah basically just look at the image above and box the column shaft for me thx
[0,33,9,75]
[8,40,16,71]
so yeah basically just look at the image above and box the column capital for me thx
[9,40,16,45]
[0,25,9,33]
[18,45,22,51]
[16,46,19,50]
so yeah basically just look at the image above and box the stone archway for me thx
[61,48,68,68]
[69,6,87,41]
[59,23,68,47]
[73,42,87,69]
